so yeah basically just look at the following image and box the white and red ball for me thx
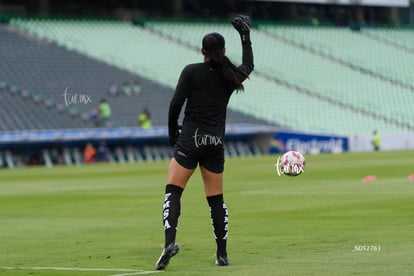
[275,151,306,177]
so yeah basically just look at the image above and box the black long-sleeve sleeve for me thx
[168,66,189,144]
[237,33,254,81]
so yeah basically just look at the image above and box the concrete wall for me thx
[349,132,414,152]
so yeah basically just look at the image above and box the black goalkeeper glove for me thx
[231,15,251,43]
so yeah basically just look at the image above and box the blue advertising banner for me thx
[269,131,349,154]
[0,124,277,149]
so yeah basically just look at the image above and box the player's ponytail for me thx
[202,33,248,91]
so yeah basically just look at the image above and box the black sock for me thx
[207,194,228,256]
[162,184,183,248]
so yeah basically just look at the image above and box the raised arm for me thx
[231,15,254,78]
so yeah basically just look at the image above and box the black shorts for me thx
[173,127,225,174]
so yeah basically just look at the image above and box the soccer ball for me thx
[275,151,306,177]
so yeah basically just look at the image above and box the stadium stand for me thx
[7,18,412,135]
[145,21,413,133]
[0,80,94,130]
[261,25,414,87]
[259,25,414,129]
[362,27,414,54]
[2,18,413,167]
[1,22,267,130]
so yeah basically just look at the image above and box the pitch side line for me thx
[111,272,161,276]
[0,266,162,275]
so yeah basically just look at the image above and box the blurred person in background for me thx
[155,15,254,270]
[122,81,132,96]
[83,143,96,163]
[131,80,143,96]
[372,130,381,151]
[95,141,108,162]
[98,98,111,127]
[138,107,153,129]
[108,82,119,97]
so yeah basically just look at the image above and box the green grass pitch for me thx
[1,150,413,275]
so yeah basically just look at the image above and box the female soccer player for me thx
[156,15,254,270]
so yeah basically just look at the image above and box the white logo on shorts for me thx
[177,150,187,157]
[193,128,222,148]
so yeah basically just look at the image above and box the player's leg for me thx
[156,158,195,270]
[200,166,229,266]
[163,158,195,247]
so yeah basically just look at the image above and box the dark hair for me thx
[202,32,247,91]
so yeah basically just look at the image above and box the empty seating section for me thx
[145,21,413,133]
[231,76,402,134]
[146,22,245,68]
[363,27,414,52]
[260,26,414,127]
[262,25,414,86]
[10,18,198,88]
[1,21,266,130]
[0,23,181,128]
[0,82,94,130]
[5,19,413,134]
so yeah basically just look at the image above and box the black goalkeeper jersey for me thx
[168,41,254,138]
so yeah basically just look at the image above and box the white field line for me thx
[111,272,161,276]
[0,266,162,275]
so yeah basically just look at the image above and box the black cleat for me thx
[155,243,179,270]
[216,253,229,266]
